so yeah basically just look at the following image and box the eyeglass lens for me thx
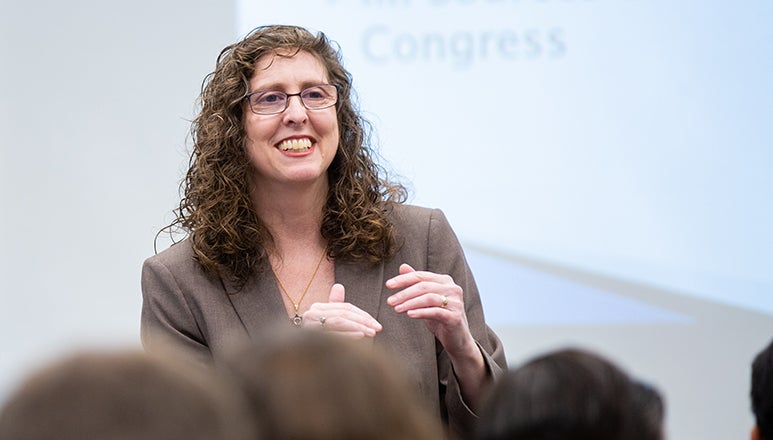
[247,84,337,115]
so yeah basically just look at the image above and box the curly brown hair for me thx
[165,25,407,287]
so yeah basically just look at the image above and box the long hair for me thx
[164,25,407,287]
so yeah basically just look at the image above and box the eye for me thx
[254,91,286,105]
[302,86,333,101]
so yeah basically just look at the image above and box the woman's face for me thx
[243,50,339,189]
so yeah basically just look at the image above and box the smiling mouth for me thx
[277,138,312,152]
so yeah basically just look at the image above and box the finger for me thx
[334,307,383,332]
[388,280,461,307]
[393,292,451,313]
[399,263,415,275]
[385,263,415,290]
[386,265,410,289]
[386,267,453,290]
[304,314,379,337]
[406,307,456,321]
[321,314,381,337]
[304,315,370,339]
[328,283,345,303]
[311,303,383,332]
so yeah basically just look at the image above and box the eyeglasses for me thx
[244,84,338,115]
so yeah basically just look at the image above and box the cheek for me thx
[321,114,340,146]
[331,123,340,145]
[313,108,339,134]
[243,131,270,169]
[244,118,272,143]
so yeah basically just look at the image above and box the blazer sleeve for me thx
[140,255,214,365]
[427,208,507,436]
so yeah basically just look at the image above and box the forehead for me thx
[250,50,329,90]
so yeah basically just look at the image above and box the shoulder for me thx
[387,203,441,225]
[141,238,223,297]
[142,238,199,275]
[387,203,452,234]
[386,204,466,273]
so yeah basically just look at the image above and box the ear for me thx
[751,424,761,440]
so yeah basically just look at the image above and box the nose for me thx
[282,94,308,124]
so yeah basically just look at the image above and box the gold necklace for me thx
[272,248,327,327]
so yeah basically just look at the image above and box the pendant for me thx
[290,314,303,327]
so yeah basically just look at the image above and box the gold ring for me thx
[319,316,327,327]
[441,296,449,308]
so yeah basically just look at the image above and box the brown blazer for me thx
[141,204,506,436]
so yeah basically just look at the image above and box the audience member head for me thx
[221,329,445,440]
[476,347,664,440]
[629,379,666,440]
[752,337,773,440]
[0,349,255,440]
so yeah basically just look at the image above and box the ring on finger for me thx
[319,316,327,328]
[440,295,449,308]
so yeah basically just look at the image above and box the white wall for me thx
[0,0,235,395]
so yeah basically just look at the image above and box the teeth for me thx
[278,138,312,152]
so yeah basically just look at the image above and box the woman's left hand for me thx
[386,263,476,359]
[387,263,489,404]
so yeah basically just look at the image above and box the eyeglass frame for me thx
[243,84,339,115]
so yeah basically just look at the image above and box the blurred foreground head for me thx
[752,337,773,440]
[221,329,445,440]
[0,349,255,440]
[476,347,664,440]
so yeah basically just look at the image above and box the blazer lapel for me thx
[335,259,386,321]
[223,260,288,338]
[223,258,387,338]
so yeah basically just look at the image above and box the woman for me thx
[141,24,505,437]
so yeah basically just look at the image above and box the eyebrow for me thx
[250,80,330,94]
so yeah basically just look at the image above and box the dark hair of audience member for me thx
[220,329,446,440]
[0,349,256,440]
[475,347,664,440]
[752,337,773,440]
[629,379,666,440]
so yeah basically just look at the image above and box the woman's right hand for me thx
[302,283,383,338]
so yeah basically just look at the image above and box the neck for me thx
[251,177,329,251]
